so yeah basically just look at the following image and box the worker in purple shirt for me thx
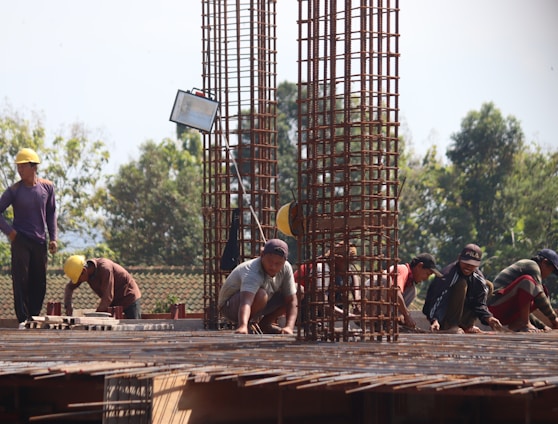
[0,148,57,324]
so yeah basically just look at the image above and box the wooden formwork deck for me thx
[1,327,557,423]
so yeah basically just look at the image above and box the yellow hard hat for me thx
[277,201,305,237]
[15,148,41,164]
[64,255,86,284]
[276,203,294,237]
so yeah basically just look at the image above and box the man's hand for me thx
[403,314,416,328]
[487,316,504,331]
[48,240,57,255]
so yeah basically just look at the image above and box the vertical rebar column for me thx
[201,0,278,329]
[297,0,400,342]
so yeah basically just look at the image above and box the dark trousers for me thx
[11,234,48,323]
[441,277,468,330]
[441,278,494,330]
[124,299,142,319]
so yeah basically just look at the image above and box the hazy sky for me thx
[1,0,557,172]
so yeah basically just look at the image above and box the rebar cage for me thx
[296,0,400,341]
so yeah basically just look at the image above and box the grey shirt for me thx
[218,257,296,308]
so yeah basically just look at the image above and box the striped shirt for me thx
[491,259,556,321]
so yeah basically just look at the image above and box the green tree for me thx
[445,102,524,257]
[103,135,204,266]
[506,147,558,250]
[479,146,558,284]
[42,124,110,238]
[399,144,445,258]
[0,106,110,267]
[277,81,299,207]
[276,82,300,260]
[0,108,46,196]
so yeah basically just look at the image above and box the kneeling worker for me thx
[63,255,142,319]
[218,239,297,334]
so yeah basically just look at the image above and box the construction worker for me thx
[63,255,142,319]
[390,253,443,328]
[0,148,58,324]
[423,244,504,333]
[488,249,558,332]
[218,239,297,334]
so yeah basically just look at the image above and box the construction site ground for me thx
[0,311,557,423]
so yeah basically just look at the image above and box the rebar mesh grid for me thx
[201,0,278,328]
[296,0,400,341]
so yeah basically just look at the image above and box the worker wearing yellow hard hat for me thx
[276,202,294,236]
[276,201,304,237]
[15,148,41,164]
[64,255,87,284]
[63,255,143,319]
[0,148,57,324]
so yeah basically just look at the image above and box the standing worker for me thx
[63,255,142,319]
[0,148,57,324]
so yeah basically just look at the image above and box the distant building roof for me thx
[0,267,204,320]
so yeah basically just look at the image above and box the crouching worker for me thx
[423,244,503,333]
[218,239,297,334]
[488,249,558,332]
[393,253,443,329]
[63,255,142,319]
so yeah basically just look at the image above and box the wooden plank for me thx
[152,374,191,424]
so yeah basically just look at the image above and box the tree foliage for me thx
[398,102,558,301]
[3,98,558,301]
[42,124,110,239]
[446,102,523,255]
[0,107,46,196]
[277,81,299,207]
[103,134,204,266]
[0,106,109,267]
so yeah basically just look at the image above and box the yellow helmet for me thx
[64,255,86,284]
[276,203,294,237]
[276,201,304,237]
[15,148,41,164]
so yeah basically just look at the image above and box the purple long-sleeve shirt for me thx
[0,179,57,244]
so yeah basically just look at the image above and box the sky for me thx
[1,0,557,173]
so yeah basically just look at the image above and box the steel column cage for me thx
[297,0,401,341]
[201,0,278,329]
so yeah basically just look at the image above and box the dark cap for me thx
[262,239,289,259]
[413,253,443,277]
[460,243,482,266]
[537,248,558,273]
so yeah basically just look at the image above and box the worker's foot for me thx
[18,321,27,330]
[514,325,542,333]
[508,321,541,333]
